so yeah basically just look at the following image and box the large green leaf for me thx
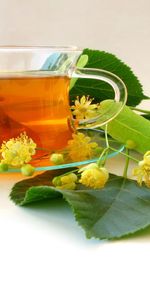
[10,172,150,240]
[70,48,149,106]
[64,175,150,239]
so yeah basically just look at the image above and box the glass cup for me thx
[0,46,127,167]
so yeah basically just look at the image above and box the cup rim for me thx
[0,45,82,53]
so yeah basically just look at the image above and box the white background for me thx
[0,0,150,299]
[0,0,150,95]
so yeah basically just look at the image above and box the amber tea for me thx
[0,75,73,164]
[0,46,128,170]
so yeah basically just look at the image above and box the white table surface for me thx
[0,99,150,300]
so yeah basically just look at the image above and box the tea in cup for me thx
[0,46,127,167]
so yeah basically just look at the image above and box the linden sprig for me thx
[1,96,150,190]
[51,97,150,190]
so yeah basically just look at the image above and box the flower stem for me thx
[123,148,130,178]
[104,124,109,148]
[109,146,139,162]
[97,147,109,167]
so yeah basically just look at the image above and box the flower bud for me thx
[126,140,136,149]
[57,182,76,190]
[52,172,77,190]
[50,153,64,165]
[0,163,9,172]
[21,164,35,176]
[61,173,77,184]
[52,176,62,187]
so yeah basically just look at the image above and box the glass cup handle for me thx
[71,67,127,128]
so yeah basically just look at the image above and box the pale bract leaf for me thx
[100,100,150,154]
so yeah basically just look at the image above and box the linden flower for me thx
[71,96,98,120]
[0,132,36,167]
[79,163,109,189]
[52,173,78,190]
[133,151,150,187]
[50,153,64,165]
[66,132,98,162]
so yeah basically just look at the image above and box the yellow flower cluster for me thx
[71,96,98,120]
[0,132,36,167]
[133,151,150,187]
[67,132,98,162]
[52,163,109,190]
[79,163,109,189]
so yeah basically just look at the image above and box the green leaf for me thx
[10,170,65,205]
[70,48,149,106]
[63,175,150,239]
[10,172,150,240]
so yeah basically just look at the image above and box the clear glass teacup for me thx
[0,46,127,167]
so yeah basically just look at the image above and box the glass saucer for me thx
[7,129,124,173]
